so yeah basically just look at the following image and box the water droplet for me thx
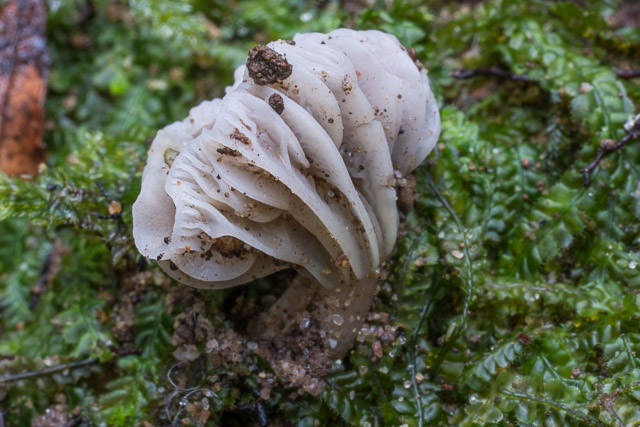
[451,250,464,259]
[332,314,344,326]
[630,261,637,270]
[403,380,412,388]
[300,318,310,329]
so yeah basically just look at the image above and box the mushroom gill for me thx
[132,29,441,377]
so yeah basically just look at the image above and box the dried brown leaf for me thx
[0,0,49,177]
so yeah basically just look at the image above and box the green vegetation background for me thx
[1,0,640,425]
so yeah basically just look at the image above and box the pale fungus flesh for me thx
[133,29,441,374]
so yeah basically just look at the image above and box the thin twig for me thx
[581,118,640,187]
[452,67,531,82]
[614,67,640,79]
[0,358,97,385]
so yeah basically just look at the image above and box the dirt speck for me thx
[407,47,424,71]
[341,76,352,94]
[255,313,331,396]
[171,301,215,348]
[246,45,293,86]
[397,173,418,212]
[111,270,153,344]
[269,93,285,114]
[216,147,241,157]
[230,127,251,145]
[32,405,68,427]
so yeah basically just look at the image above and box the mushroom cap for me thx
[132,29,440,289]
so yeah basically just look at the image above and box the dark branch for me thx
[614,67,640,79]
[0,358,97,385]
[581,118,640,187]
[452,67,531,82]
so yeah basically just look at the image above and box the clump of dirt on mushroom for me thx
[246,45,292,86]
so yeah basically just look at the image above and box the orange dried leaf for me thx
[108,200,122,215]
[0,0,49,177]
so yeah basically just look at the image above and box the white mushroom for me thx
[133,29,440,361]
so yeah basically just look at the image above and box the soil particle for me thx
[209,236,250,259]
[255,313,332,396]
[171,300,215,347]
[187,401,211,425]
[165,286,197,313]
[111,270,153,344]
[230,127,252,145]
[216,147,241,157]
[407,47,425,71]
[32,404,68,427]
[207,329,245,365]
[246,45,293,86]
[169,296,249,367]
[372,340,383,358]
[268,93,285,114]
[397,173,418,212]
[173,344,200,362]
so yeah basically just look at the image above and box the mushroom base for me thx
[248,273,377,394]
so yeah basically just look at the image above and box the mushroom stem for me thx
[250,272,377,358]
